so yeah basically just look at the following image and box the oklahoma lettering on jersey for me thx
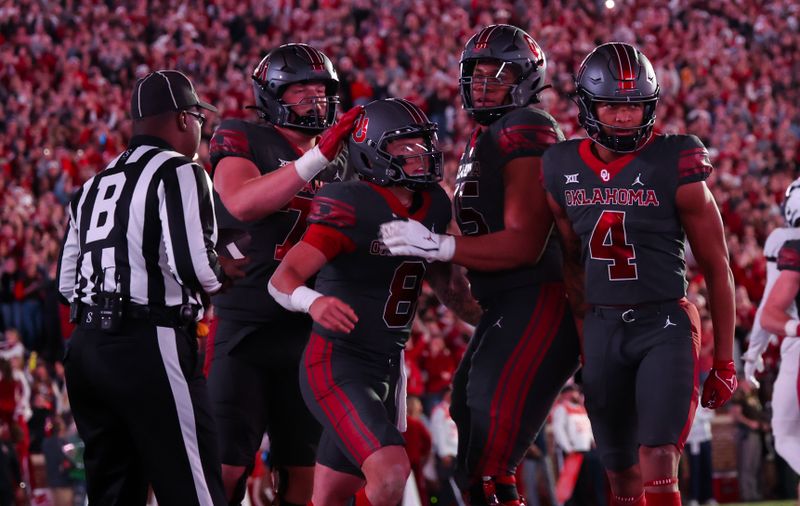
[565,187,660,207]
[542,134,712,305]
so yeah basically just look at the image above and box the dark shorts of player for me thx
[299,333,406,477]
[450,281,580,480]
[206,314,320,468]
[582,298,701,472]
[64,320,226,506]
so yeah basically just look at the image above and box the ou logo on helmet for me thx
[352,114,369,143]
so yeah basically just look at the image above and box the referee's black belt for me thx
[73,302,199,329]
[591,299,681,323]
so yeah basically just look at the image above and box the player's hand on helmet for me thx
[309,296,358,334]
[379,219,455,262]
[294,106,364,182]
[701,360,738,409]
[741,348,764,389]
[318,106,364,160]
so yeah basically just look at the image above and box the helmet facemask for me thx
[355,125,443,190]
[575,94,658,153]
[459,59,523,125]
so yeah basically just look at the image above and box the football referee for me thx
[56,70,243,505]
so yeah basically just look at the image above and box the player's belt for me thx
[591,299,678,323]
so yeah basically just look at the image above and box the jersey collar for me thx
[367,182,432,221]
[578,136,655,183]
[129,135,176,151]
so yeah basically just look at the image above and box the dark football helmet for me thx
[574,42,659,153]
[252,43,340,134]
[459,24,548,125]
[348,99,442,190]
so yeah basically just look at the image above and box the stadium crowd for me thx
[0,0,799,503]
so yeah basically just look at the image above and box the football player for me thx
[380,25,580,505]
[541,42,736,506]
[754,179,800,500]
[269,98,472,506]
[206,43,361,505]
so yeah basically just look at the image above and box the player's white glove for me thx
[741,347,765,389]
[379,219,455,262]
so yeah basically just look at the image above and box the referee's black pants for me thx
[64,319,226,505]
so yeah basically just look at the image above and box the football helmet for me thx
[783,177,800,227]
[459,24,548,125]
[252,43,340,133]
[574,42,659,153]
[348,98,442,190]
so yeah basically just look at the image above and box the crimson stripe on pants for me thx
[306,334,380,463]
[677,298,701,451]
[495,285,565,470]
[477,283,561,475]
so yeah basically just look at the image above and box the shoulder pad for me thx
[307,182,361,229]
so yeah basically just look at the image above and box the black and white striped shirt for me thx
[57,135,225,310]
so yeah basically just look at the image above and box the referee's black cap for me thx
[131,70,218,120]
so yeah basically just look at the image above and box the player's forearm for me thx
[452,228,551,271]
[760,304,792,336]
[427,264,483,326]
[704,262,736,362]
[221,168,307,222]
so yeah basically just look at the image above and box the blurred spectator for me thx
[430,388,459,506]
[730,377,768,501]
[520,432,557,506]
[405,396,432,505]
[41,414,74,506]
[551,385,605,506]
[685,405,717,506]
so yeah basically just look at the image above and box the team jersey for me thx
[210,119,318,322]
[453,106,565,300]
[747,227,800,357]
[542,134,713,305]
[303,180,451,355]
[777,239,800,316]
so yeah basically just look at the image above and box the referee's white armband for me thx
[784,319,800,337]
[268,280,322,313]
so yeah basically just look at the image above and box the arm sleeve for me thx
[209,119,255,173]
[302,223,356,260]
[677,135,713,186]
[777,240,800,272]
[491,109,565,169]
[158,162,225,295]
[56,187,83,303]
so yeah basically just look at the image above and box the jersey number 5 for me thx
[589,210,638,281]
[383,261,426,328]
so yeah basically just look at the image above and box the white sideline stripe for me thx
[156,327,213,506]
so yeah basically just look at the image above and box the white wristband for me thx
[784,319,800,337]
[268,281,322,313]
[438,234,456,262]
[290,286,323,313]
[293,145,329,182]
